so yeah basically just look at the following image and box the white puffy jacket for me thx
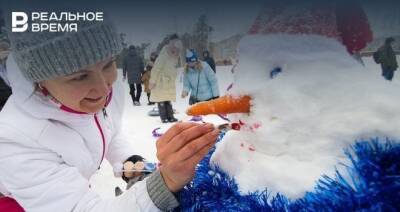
[0,63,175,211]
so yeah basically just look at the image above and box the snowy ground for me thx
[90,65,235,198]
[90,55,400,198]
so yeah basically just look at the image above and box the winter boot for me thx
[166,101,178,122]
[131,96,137,105]
[115,187,123,196]
[158,102,169,123]
[147,93,154,105]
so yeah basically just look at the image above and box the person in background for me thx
[0,19,219,211]
[202,50,216,73]
[0,57,11,111]
[182,49,219,105]
[0,18,11,110]
[142,52,157,105]
[377,37,398,81]
[149,34,181,123]
[123,45,145,106]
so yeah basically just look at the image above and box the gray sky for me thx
[3,0,399,52]
[2,0,264,52]
[363,2,400,38]
[104,0,400,52]
[104,1,265,51]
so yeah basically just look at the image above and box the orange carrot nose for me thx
[186,95,251,116]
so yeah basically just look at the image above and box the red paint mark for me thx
[248,145,256,151]
[253,123,262,129]
[231,123,241,130]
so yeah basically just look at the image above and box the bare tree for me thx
[192,15,213,55]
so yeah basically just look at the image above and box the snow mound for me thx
[211,34,400,198]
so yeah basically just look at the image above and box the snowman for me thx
[179,1,400,211]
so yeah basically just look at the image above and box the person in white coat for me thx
[0,19,219,211]
[149,34,181,123]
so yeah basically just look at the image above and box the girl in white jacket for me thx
[0,19,219,211]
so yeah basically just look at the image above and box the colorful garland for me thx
[178,136,400,211]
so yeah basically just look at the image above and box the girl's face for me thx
[188,61,196,68]
[40,57,117,113]
[167,39,182,57]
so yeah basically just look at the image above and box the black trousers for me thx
[0,92,11,111]
[146,93,154,104]
[157,101,175,120]
[129,83,142,102]
[382,68,395,81]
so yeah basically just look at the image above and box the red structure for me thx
[248,1,373,54]
[335,1,373,54]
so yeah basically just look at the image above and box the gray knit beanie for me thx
[9,21,122,82]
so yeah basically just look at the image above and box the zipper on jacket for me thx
[94,113,106,169]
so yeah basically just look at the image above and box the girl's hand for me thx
[156,122,219,192]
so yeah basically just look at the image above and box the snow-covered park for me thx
[90,64,234,198]
[91,53,400,199]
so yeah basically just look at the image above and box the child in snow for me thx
[0,19,219,211]
[142,52,157,105]
[182,49,220,105]
[202,50,216,73]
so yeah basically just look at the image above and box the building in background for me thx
[210,34,243,65]
[360,1,400,55]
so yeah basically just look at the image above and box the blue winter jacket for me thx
[183,61,219,101]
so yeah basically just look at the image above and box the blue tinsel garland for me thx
[178,134,400,211]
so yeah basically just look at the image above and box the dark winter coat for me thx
[0,76,11,109]
[123,50,145,84]
[378,44,398,71]
[204,57,216,73]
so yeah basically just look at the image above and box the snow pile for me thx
[210,34,400,198]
